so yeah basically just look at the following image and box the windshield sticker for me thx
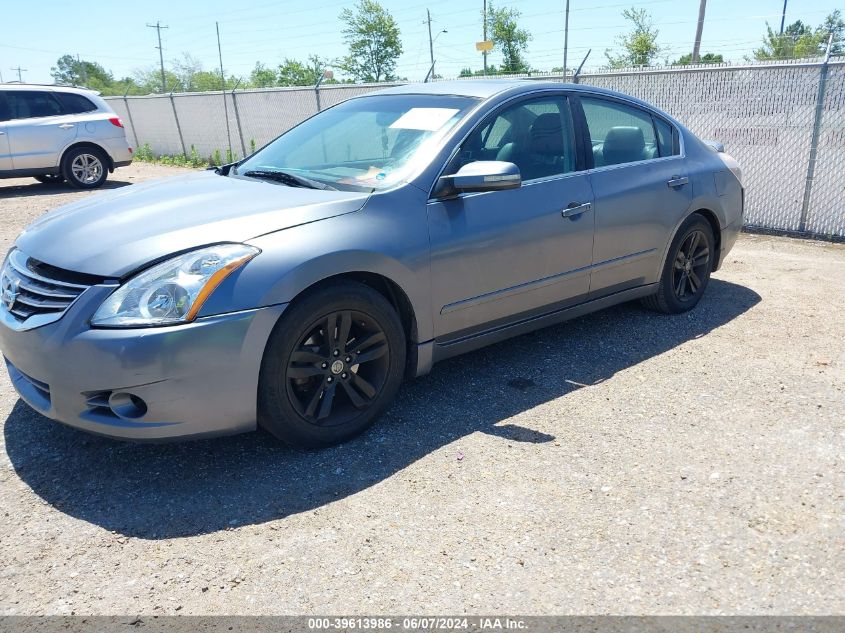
[389,108,459,131]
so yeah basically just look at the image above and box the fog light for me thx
[108,392,148,419]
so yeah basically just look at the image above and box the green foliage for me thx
[250,139,257,155]
[278,55,330,86]
[339,0,403,82]
[672,52,724,65]
[459,65,500,77]
[249,62,278,88]
[485,3,532,74]
[606,7,661,68]
[211,149,223,167]
[134,143,209,168]
[50,55,115,92]
[753,11,844,60]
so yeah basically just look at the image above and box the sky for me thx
[0,0,840,85]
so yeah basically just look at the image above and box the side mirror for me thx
[443,161,521,193]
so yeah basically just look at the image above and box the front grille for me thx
[1,249,92,326]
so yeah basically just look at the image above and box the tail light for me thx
[108,117,124,128]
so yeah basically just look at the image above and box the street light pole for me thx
[563,0,570,81]
[427,9,435,79]
[482,0,488,76]
[692,0,707,63]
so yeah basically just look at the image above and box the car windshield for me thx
[235,94,479,191]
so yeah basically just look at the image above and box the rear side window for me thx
[654,117,678,157]
[58,93,97,114]
[4,91,64,119]
[0,94,10,122]
[582,97,658,167]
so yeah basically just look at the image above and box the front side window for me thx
[4,91,64,120]
[582,97,659,167]
[236,94,478,191]
[449,95,577,182]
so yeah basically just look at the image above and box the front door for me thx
[427,93,595,341]
[579,95,692,297]
[4,90,78,170]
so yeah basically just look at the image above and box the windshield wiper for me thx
[241,169,336,190]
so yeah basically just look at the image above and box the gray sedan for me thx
[0,80,743,447]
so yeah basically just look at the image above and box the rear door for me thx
[578,95,691,297]
[4,90,79,170]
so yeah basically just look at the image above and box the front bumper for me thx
[0,284,286,440]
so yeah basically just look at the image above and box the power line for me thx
[146,21,169,92]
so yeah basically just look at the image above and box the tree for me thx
[672,52,724,65]
[485,3,532,73]
[50,55,114,91]
[339,0,402,82]
[249,62,278,88]
[278,55,329,86]
[754,12,844,60]
[171,53,204,91]
[606,8,661,68]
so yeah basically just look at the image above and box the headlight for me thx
[91,244,259,327]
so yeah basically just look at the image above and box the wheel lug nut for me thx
[333,350,340,357]
[327,376,333,383]
[341,372,348,379]
[345,356,351,362]
[321,362,328,369]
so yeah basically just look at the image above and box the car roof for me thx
[373,79,679,126]
[374,79,629,100]
[0,83,101,96]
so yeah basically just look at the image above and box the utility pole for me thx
[146,21,169,93]
[779,0,788,34]
[217,22,233,161]
[10,66,26,82]
[691,0,707,63]
[482,0,488,76]
[562,0,570,81]
[426,9,435,79]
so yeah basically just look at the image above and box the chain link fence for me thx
[105,60,845,239]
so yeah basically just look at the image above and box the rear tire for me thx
[34,174,65,184]
[61,147,108,189]
[642,214,715,314]
[258,281,406,449]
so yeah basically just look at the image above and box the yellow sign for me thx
[475,40,494,52]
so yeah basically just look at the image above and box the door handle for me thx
[58,123,75,130]
[667,175,689,188]
[561,202,592,218]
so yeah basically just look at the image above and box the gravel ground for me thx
[0,164,843,615]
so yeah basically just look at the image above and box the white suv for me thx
[0,84,133,189]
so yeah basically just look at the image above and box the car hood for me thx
[15,171,370,277]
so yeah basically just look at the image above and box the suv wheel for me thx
[62,147,108,189]
[258,281,406,448]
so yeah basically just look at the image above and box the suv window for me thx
[451,95,577,182]
[582,97,659,167]
[0,94,10,122]
[58,92,97,114]
[4,91,64,120]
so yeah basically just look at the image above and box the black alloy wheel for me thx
[259,281,405,448]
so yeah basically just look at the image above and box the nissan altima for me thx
[0,80,744,447]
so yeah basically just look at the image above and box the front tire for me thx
[258,281,406,448]
[61,147,108,189]
[642,214,715,314]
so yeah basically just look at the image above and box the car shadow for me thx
[2,279,761,539]
[0,179,132,198]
